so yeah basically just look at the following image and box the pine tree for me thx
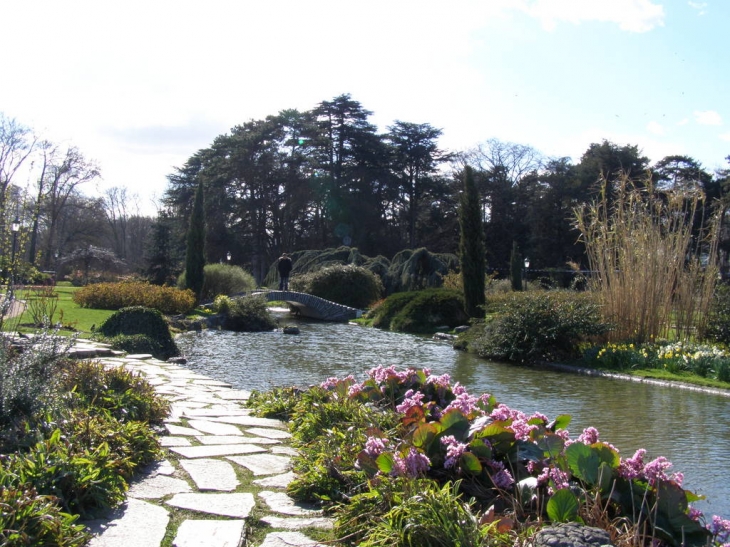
[185,181,206,299]
[145,211,177,286]
[459,166,486,317]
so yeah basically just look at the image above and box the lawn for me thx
[3,283,114,337]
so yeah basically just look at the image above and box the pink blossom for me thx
[443,392,481,417]
[452,382,468,396]
[368,365,398,384]
[619,448,646,480]
[441,435,468,469]
[426,373,452,389]
[363,436,388,459]
[643,456,673,484]
[577,427,600,445]
[488,460,515,489]
[709,515,730,543]
[489,403,512,422]
[320,377,340,389]
[688,507,704,522]
[536,466,570,494]
[396,389,425,413]
[347,383,364,397]
[392,447,431,477]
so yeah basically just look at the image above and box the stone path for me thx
[78,348,332,547]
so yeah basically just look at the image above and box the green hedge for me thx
[290,264,384,309]
[97,306,179,359]
[367,289,468,333]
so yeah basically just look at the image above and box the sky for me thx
[1,0,728,216]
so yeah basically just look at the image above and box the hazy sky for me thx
[2,0,728,215]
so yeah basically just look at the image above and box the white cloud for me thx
[694,110,723,125]
[720,133,730,142]
[647,121,665,135]
[688,1,708,15]
[518,0,665,32]
[677,118,690,126]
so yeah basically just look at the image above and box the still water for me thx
[176,314,730,519]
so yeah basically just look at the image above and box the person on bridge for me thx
[277,253,293,291]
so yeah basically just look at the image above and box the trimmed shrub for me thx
[73,281,195,314]
[367,289,468,334]
[97,306,179,359]
[472,290,607,364]
[178,264,256,302]
[222,296,277,332]
[385,248,459,294]
[290,264,384,309]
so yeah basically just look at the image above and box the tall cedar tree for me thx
[185,181,206,299]
[459,166,486,316]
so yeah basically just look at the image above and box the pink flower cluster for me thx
[440,435,468,469]
[488,404,541,441]
[618,449,683,486]
[363,436,388,459]
[395,389,425,413]
[488,460,515,489]
[392,447,431,477]
[709,515,730,544]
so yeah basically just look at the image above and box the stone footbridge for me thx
[252,290,363,321]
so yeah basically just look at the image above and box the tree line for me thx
[160,94,730,284]
[3,94,730,287]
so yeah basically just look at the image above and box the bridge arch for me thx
[252,290,363,322]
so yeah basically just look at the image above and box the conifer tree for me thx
[185,181,206,299]
[459,166,486,317]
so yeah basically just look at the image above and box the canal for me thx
[176,315,730,519]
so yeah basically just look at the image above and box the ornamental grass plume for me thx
[574,173,720,344]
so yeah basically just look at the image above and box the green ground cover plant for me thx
[248,365,730,547]
[0,331,168,545]
[95,306,180,359]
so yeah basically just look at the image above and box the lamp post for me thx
[523,257,530,290]
[9,217,20,294]
[226,251,231,263]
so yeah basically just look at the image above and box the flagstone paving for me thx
[82,349,333,547]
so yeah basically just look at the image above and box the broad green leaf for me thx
[469,438,492,460]
[376,452,396,474]
[547,488,580,523]
[412,422,439,449]
[566,442,599,485]
[551,414,572,431]
[460,452,483,473]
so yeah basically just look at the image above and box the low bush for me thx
[0,485,89,546]
[73,281,195,314]
[96,306,179,360]
[290,264,384,309]
[367,289,468,334]
[222,296,277,332]
[178,264,256,302]
[702,283,730,346]
[472,290,607,364]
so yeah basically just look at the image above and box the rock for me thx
[454,325,470,333]
[433,332,456,341]
[283,326,300,334]
[533,522,614,547]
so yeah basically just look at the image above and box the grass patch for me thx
[7,284,114,337]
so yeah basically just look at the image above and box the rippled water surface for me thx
[176,314,730,518]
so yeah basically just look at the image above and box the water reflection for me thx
[176,316,730,519]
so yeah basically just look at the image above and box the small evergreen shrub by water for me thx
[97,306,179,360]
[177,263,256,302]
[367,288,468,333]
[290,264,384,309]
[222,296,277,332]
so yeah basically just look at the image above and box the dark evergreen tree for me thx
[145,211,178,285]
[185,181,206,299]
[510,241,523,291]
[459,166,486,317]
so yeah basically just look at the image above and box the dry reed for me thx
[574,174,719,343]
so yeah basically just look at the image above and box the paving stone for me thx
[228,453,291,475]
[260,515,334,530]
[244,427,292,439]
[128,474,192,499]
[258,531,325,547]
[209,415,287,429]
[166,492,255,518]
[125,353,154,360]
[170,444,267,459]
[180,458,239,491]
[85,498,169,547]
[187,419,244,436]
[191,379,232,387]
[258,491,322,516]
[165,423,202,436]
[173,519,245,547]
[196,435,280,445]
[182,408,253,418]
[214,389,251,400]
[160,436,191,447]
[271,446,298,456]
[138,459,176,476]
[253,471,297,489]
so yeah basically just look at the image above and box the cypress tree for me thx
[185,181,206,299]
[459,166,486,317]
[510,241,523,291]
